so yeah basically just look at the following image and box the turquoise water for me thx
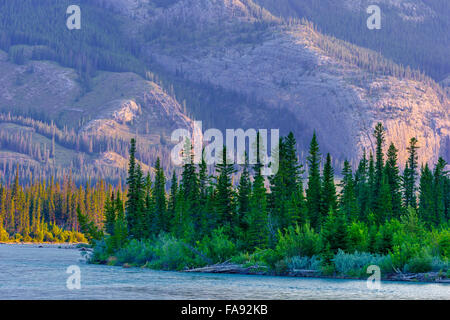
[0,244,448,300]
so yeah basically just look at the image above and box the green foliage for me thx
[347,221,369,253]
[197,228,237,264]
[333,250,393,277]
[284,255,322,271]
[147,234,196,271]
[276,224,322,258]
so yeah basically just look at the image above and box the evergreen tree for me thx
[403,137,419,209]
[237,154,251,235]
[246,138,269,250]
[321,153,337,217]
[385,143,403,218]
[215,146,236,235]
[153,158,167,233]
[104,191,116,235]
[306,132,322,229]
[339,160,358,221]
[167,171,178,226]
[355,150,369,220]
[432,158,447,225]
[419,164,434,224]
[322,208,348,253]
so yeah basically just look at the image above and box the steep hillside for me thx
[135,0,449,167]
[0,48,195,183]
[0,0,448,183]
[254,0,450,81]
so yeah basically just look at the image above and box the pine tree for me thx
[432,158,447,225]
[355,150,369,220]
[418,164,434,224]
[321,153,337,217]
[373,123,385,216]
[385,143,403,218]
[215,146,236,235]
[237,154,251,235]
[167,171,178,226]
[403,137,419,209]
[306,132,322,229]
[339,160,359,221]
[104,191,116,235]
[321,208,348,253]
[125,139,145,239]
[153,158,167,233]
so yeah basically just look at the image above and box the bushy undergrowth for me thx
[89,210,450,278]
[285,255,322,271]
[333,250,393,277]
[0,222,86,243]
[90,228,237,271]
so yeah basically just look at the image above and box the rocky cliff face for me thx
[0,0,448,178]
[136,0,448,167]
[0,48,195,172]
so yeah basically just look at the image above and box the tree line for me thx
[100,123,449,260]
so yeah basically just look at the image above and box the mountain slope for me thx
[134,0,448,166]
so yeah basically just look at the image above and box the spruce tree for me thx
[403,137,419,209]
[247,138,269,250]
[385,143,403,218]
[306,132,322,229]
[339,160,359,221]
[153,158,167,233]
[355,150,369,220]
[418,164,434,224]
[215,146,236,235]
[237,154,251,235]
[321,153,337,217]
[104,191,116,235]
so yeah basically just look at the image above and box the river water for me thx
[0,244,448,300]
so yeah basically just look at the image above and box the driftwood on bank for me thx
[185,262,268,275]
[185,262,449,283]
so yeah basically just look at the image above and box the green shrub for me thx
[347,221,369,253]
[197,228,236,263]
[115,239,155,266]
[430,256,449,272]
[276,224,322,258]
[285,255,322,271]
[404,250,433,273]
[333,250,392,277]
[148,234,195,271]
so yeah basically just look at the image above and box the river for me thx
[0,244,448,300]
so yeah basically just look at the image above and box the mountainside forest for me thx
[0,0,448,186]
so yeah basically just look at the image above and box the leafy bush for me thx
[404,253,432,273]
[347,221,369,253]
[115,239,155,266]
[276,224,322,258]
[285,255,322,271]
[430,256,448,272]
[197,228,236,264]
[333,250,392,277]
[147,234,195,271]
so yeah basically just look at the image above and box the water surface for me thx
[0,244,448,300]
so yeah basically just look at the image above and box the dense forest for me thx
[1,123,449,275]
[86,123,448,276]
[255,0,450,82]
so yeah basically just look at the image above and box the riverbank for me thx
[0,242,89,249]
[94,257,450,284]
[183,262,450,284]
